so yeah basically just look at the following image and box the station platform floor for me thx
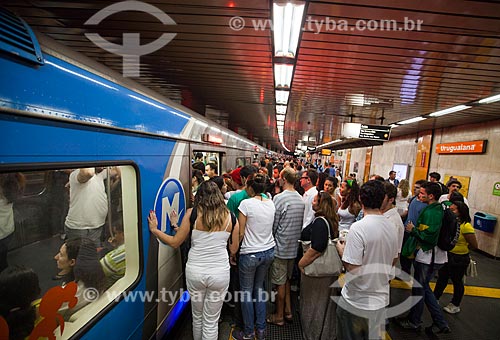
[168,249,500,340]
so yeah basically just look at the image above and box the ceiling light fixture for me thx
[397,116,426,125]
[276,105,287,114]
[317,139,342,148]
[276,114,286,121]
[276,90,290,105]
[428,104,471,117]
[274,64,294,88]
[478,94,500,104]
[273,2,305,58]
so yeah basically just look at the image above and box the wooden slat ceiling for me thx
[3,0,500,151]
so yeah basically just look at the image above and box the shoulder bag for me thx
[301,216,342,277]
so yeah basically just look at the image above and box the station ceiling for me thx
[3,0,500,152]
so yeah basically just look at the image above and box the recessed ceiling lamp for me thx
[276,105,287,114]
[273,2,305,58]
[274,64,294,88]
[276,90,290,105]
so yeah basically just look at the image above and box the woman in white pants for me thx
[149,181,239,340]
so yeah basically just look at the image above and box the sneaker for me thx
[256,329,266,340]
[395,318,421,331]
[232,329,254,340]
[425,324,451,335]
[443,303,461,314]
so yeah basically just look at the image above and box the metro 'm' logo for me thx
[154,178,186,235]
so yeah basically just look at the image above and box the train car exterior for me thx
[0,22,268,340]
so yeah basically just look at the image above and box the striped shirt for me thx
[100,244,126,288]
[273,190,305,259]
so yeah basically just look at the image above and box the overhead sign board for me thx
[436,140,487,154]
[321,149,332,156]
[342,123,391,141]
[359,124,391,141]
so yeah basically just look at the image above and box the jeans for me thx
[186,268,229,340]
[434,253,469,306]
[408,261,448,329]
[239,247,275,335]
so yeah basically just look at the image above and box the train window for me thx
[0,165,139,339]
[236,157,251,167]
[192,151,222,174]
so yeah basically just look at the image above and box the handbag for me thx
[466,257,478,278]
[301,217,342,277]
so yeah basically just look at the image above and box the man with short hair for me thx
[205,162,218,179]
[386,170,399,187]
[439,179,469,206]
[300,170,318,229]
[400,179,427,275]
[335,180,399,340]
[267,167,305,325]
[398,182,450,334]
[429,172,448,195]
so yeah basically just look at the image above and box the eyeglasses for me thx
[300,176,309,180]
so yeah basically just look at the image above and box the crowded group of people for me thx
[147,155,478,340]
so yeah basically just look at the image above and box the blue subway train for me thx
[0,13,269,340]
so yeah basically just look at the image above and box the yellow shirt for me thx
[451,222,475,255]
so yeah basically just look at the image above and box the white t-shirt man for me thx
[341,215,399,311]
[302,186,318,229]
[383,207,405,253]
[65,169,108,230]
[439,194,469,207]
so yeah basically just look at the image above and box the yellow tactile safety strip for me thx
[390,279,500,299]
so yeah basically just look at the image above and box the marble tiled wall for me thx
[342,118,500,256]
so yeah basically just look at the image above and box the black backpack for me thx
[437,203,460,251]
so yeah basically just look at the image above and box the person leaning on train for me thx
[148,181,239,340]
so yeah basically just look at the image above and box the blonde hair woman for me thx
[396,179,410,218]
[149,181,239,340]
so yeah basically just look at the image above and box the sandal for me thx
[285,313,293,323]
[266,314,284,326]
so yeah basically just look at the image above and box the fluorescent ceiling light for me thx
[397,116,426,125]
[346,93,365,106]
[478,94,500,104]
[317,139,342,148]
[277,122,285,127]
[276,114,286,121]
[273,2,305,58]
[274,64,294,88]
[276,105,287,114]
[276,90,290,105]
[428,105,471,117]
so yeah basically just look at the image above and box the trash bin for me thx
[474,212,497,233]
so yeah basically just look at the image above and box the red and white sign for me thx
[436,140,487,154]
